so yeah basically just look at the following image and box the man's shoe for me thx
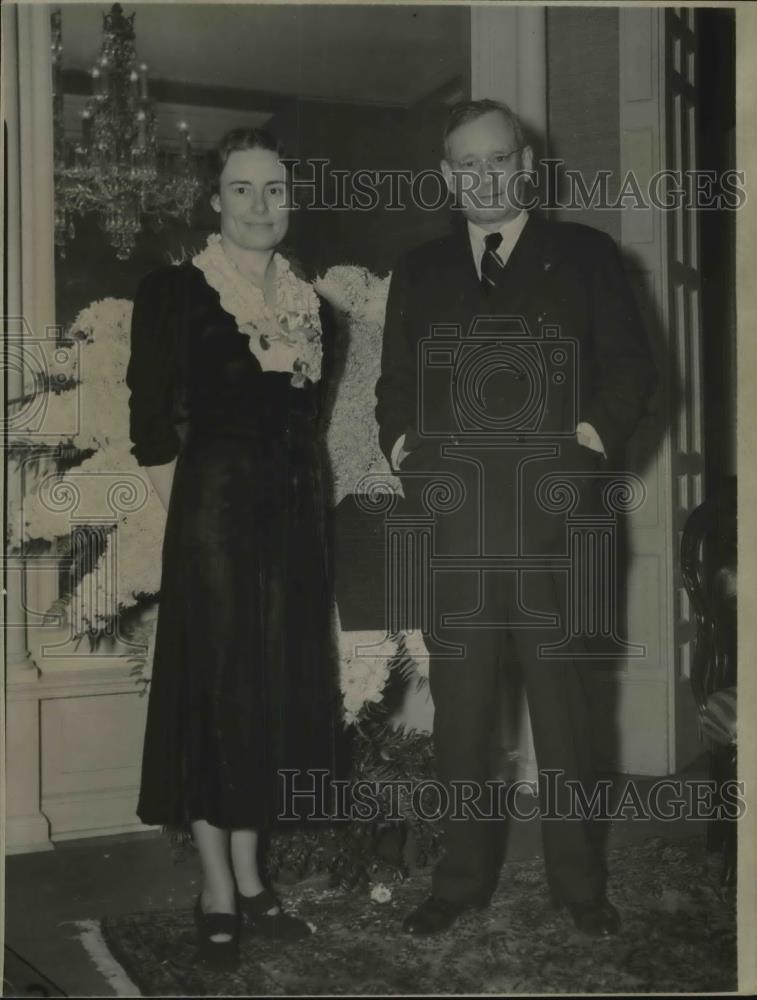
[403,895,488,935]
[556,897,621,937]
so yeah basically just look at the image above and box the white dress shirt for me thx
[391,211,605,469]
[467,210,529,279]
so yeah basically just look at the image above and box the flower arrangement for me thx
[338,626,393,725]
[316,266,399,504]
[7,297,168,616]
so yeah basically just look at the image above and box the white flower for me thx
[316,265,389,320]
[337,630,397,722]
[70,299,133,348]
[370,883,392,904]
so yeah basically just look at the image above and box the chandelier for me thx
[52,4,202,260]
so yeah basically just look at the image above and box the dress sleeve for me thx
[126,266,183,467]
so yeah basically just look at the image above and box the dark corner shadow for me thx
[527,127,678,804]
[586,238,676,831]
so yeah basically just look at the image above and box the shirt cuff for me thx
[576,422,606,457]
[391,434,407,471]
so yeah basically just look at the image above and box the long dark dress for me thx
[126,259,340,831]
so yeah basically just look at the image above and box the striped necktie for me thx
[480,231,504,292]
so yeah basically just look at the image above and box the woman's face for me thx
[211,147,289,253]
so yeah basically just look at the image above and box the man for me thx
[375,100,657,938]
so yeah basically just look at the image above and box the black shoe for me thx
[403,895,489,936]
[193,895,240,970]
[555,896,621,937]
[237,887,312,941]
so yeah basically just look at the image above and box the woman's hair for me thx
[207,127,287,196]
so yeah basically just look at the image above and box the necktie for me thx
[480,231,504,292]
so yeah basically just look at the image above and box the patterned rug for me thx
[100,836,735,996]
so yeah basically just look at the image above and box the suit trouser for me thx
[399,440,608,904]
[427,563,606,907]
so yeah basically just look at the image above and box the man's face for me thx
[441,110,533,228]
[211,148,290,252]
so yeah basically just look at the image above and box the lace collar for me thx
[192,234,322,386]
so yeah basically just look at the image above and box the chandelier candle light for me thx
[52,4,201,260]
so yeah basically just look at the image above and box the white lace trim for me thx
[192,233,322,386]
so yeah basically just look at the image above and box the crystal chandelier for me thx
[52,4,202,260]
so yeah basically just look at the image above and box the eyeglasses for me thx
[450,148,524,175]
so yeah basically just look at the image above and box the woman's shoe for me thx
[237,887,312,940]
[193,895,240,970]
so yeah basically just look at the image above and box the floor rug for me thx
[100,835,736,996]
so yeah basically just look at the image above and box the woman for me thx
[126,128,340,969]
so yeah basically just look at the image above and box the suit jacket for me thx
[375,214,657,466]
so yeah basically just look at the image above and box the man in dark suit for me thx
[375,100,657,938]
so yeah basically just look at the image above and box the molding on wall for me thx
[4,2,59,853]
[6,655,152,851]
[470,6,547,143]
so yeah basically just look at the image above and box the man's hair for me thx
[443,99,525,157]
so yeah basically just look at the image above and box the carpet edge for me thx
[73,919,143,998]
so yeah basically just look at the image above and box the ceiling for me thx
[57,3,469,106]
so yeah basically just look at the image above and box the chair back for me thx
[680,481,737,714]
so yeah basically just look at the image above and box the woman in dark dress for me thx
[126,128,340,968]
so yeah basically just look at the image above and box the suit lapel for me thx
[489,215,556,308]
[442,220,481,295]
